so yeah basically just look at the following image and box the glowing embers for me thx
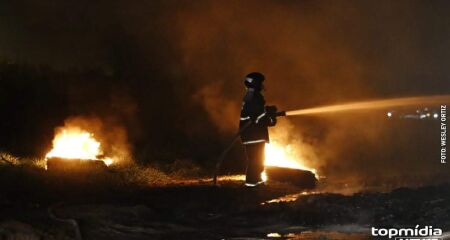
[45,127,112,170]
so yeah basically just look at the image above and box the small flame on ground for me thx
[46,127,113,166]
[261,191,319,205]
[267,233,282,237]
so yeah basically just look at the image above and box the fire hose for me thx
[212,107,285,185]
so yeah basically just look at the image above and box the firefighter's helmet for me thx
[244,72,265,90]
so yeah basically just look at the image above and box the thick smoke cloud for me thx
[0,1,449,186]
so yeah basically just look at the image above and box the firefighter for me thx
[240,72,277,187]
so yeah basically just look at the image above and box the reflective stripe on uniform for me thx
[255,112,266,123]
[242,139,266,145]
[240,116,251,121]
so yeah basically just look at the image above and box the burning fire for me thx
[263,141,317,181]
[46,127,113,165]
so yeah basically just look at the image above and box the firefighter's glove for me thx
[254,105,278,127]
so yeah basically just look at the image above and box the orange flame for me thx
[263,141,317,181]
[46,127,113,166]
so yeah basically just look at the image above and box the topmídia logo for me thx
[371,225,442,239]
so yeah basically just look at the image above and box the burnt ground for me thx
[0,165,449,240]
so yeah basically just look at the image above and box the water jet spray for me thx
[285,95,450,116]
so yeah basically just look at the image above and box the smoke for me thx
[267,119,321,171]
[315,111,448,189]
[193,82,240,132]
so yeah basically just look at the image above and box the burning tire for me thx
[265,166,317,189]
[46,157,107,172]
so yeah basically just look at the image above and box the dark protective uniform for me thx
[239,88,270,184]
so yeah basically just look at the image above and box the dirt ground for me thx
[0,165,449,240]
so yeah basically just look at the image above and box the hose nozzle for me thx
[276,111,286,117]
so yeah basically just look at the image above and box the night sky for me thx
[0,1,449,183]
